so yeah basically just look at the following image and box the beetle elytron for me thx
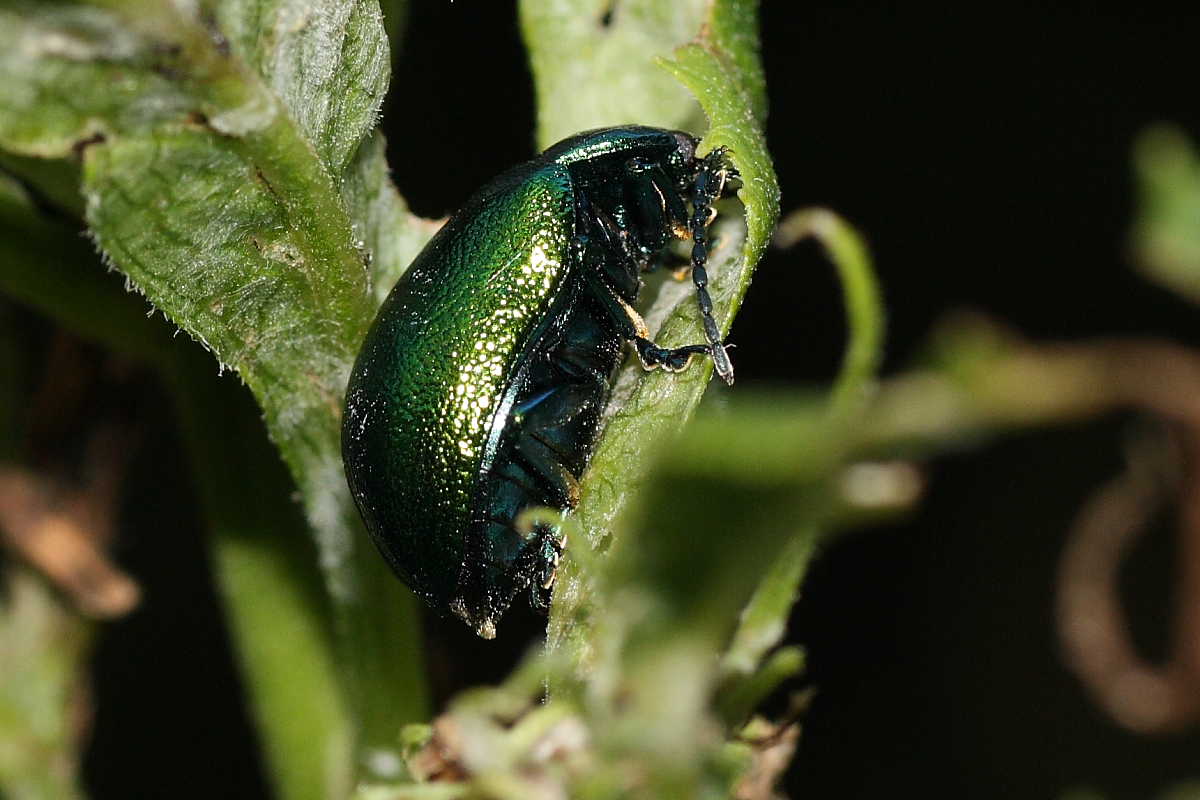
[342,126,737,638]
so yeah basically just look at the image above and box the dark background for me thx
[53,2,1200,797]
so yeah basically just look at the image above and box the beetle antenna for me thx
[689,147,735,385]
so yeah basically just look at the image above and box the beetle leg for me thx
[591,206,643,266]
[514,433,582,510]
[687,147,736,385]
[581,256,713,374]
[579,199,648,299]
[526,529,564,612]
[600,151,738,383]
[633,339,711,373]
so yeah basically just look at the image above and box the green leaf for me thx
[706,0,767,128]
[0,170,358,800]
[520,0,708,148]
[167,354,356,800]
[0,171,171,364]
[214,0,391,176]
[0,3,187,155]
[720,535,815,678]
[711,209,884,709]
[540,0,780,656]
[0,0,429,775]
[0,570,90,800]
[1132,125,1200,304]
[0,150,84,217]
[341,130,442,305]
[659,36,779,285]
[716,644,805,726]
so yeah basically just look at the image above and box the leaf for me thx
[0,150,84,217]
[341,130,442,305]
[0,166,357,800]
[712,209,885,709]
[0,0,429,772]
[705,0,767,128]
[0,171,170,363]
[0,4,187,155]
[214,0,391,176]
[659,35,779,285]
[519,0,709,148]
[1132,125,1200,304]
[167,354,356,800]
[539,0,781,655]
[721,535,815,679]
[0,571,90,800]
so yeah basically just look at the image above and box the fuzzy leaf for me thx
[540,0,780,654]
[341,130,444,305]
[214,0,390,175]
[706,0,768,128]
[1,156,359,800]
[0,0,430,771]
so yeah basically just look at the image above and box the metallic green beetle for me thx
[342,126,736,638]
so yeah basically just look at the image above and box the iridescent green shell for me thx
[343,126,731,637]
[343,166,575,610]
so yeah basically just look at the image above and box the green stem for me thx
[721,532,816,680]
[717,645,805,727]
[165,351,354,800]
[776,208,886,421]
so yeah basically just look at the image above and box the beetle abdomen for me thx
[454,281,624,632]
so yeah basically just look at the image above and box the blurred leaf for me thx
[1162,782,1200,800]
[720,534,815,678]
[167,353,354,800]
[711,210,884,704]
[612,431,831,648]
[777,208,886,420]
[0,151,83,217]
[0,0,431,779]
[716,644,805,726]
[0,3,184,156]
[397,309,1196,797]
[1132,125,1200,303]
[0,570,90,800]
[0,240,87,798]
[1061,790,1107,800]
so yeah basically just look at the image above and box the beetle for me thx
[342,125,737,638]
